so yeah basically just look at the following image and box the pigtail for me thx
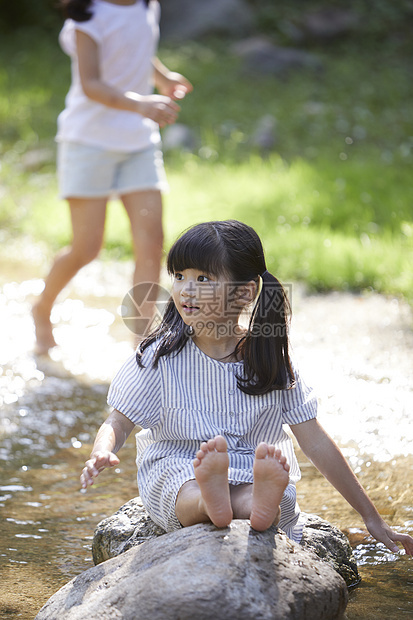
[60,0,94,21]
[236,270,295,395]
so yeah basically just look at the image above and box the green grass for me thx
[1,27,412,300]
[165,155,413,298]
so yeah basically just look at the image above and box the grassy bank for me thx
[1,28,412,300]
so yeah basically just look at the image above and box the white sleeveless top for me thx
[56,0,161,152]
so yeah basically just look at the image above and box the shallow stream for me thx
[0,251,412,618]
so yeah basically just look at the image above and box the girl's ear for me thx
[235,279,259,307]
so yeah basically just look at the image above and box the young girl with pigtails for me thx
[81,220,413,555]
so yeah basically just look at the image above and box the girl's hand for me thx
[80,451,120,489]
[126,93,180,127]
[156,71,193,101]
[365,516,413,555]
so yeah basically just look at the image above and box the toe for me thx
[255,442,269,460]
[200,442,209,454]
[214,435,228,452]
[207,438,216,450]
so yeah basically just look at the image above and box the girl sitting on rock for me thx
[81,220,413,553]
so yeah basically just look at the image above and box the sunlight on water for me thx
[0,265,134,390]
[290,289,413,463]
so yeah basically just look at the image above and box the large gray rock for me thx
[301,9,360,40]
[36,520,348,620]
[250,114,278,153]
[92,497,359,588]
[160,0,254,41]
[231,37,323,78]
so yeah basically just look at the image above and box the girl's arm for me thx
[80,409,135,489]
[152,57,193,100]
[76,30,180,127]
[291,418,413,555]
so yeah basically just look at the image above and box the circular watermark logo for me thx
[120,282,171,336]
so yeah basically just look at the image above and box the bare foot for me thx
[32,303,57,355]
[250,443,290,532]
[193,435,233,528]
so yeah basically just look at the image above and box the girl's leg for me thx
[176,436,233,528]
[249,444,289,531]
[176,438,290,531]
[174,480,214,527]
[229,445,289,531]
[121,190,163,339]
[230,483,282,526]
[32,197,107,353]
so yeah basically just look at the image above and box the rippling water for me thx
[0,254,412,618]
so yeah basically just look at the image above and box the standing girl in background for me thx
[81,220,413,554]
[32,0,192,354]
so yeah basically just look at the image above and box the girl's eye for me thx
[174,273,183,281]
[197,275,210,282]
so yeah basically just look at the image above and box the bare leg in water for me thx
[32,198,107,354]
[32,189,163,353]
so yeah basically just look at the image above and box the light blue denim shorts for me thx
[57,141,169,199]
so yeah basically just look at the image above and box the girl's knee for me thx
[70,245,101,269]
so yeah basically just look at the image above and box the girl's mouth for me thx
[182,303,200,314]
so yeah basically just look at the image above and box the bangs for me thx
[167,224,227,277]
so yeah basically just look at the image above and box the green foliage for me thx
[162,156,413,299]
[247,0,413,42]
[0,30,68,146]
[0,0,61,32]
[0,19,412,301]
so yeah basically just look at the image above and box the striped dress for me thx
[107,338,317,541]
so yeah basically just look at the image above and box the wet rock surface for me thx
[300,513,359,587]
[92,497,165,565]
[36,520,348,620]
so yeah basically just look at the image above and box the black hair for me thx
[137,220,295,395]
[60,0,151,22]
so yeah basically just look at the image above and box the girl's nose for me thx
[181,281,196,297]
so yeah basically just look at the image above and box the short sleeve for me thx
[73,18,102,44]
[107,347,162,428]
[281,366,318,425]
[151,0,161,23]
[59,17,102,56]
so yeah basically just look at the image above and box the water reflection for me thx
[0,261,412,619]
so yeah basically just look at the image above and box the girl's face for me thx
[171,268,241,332]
